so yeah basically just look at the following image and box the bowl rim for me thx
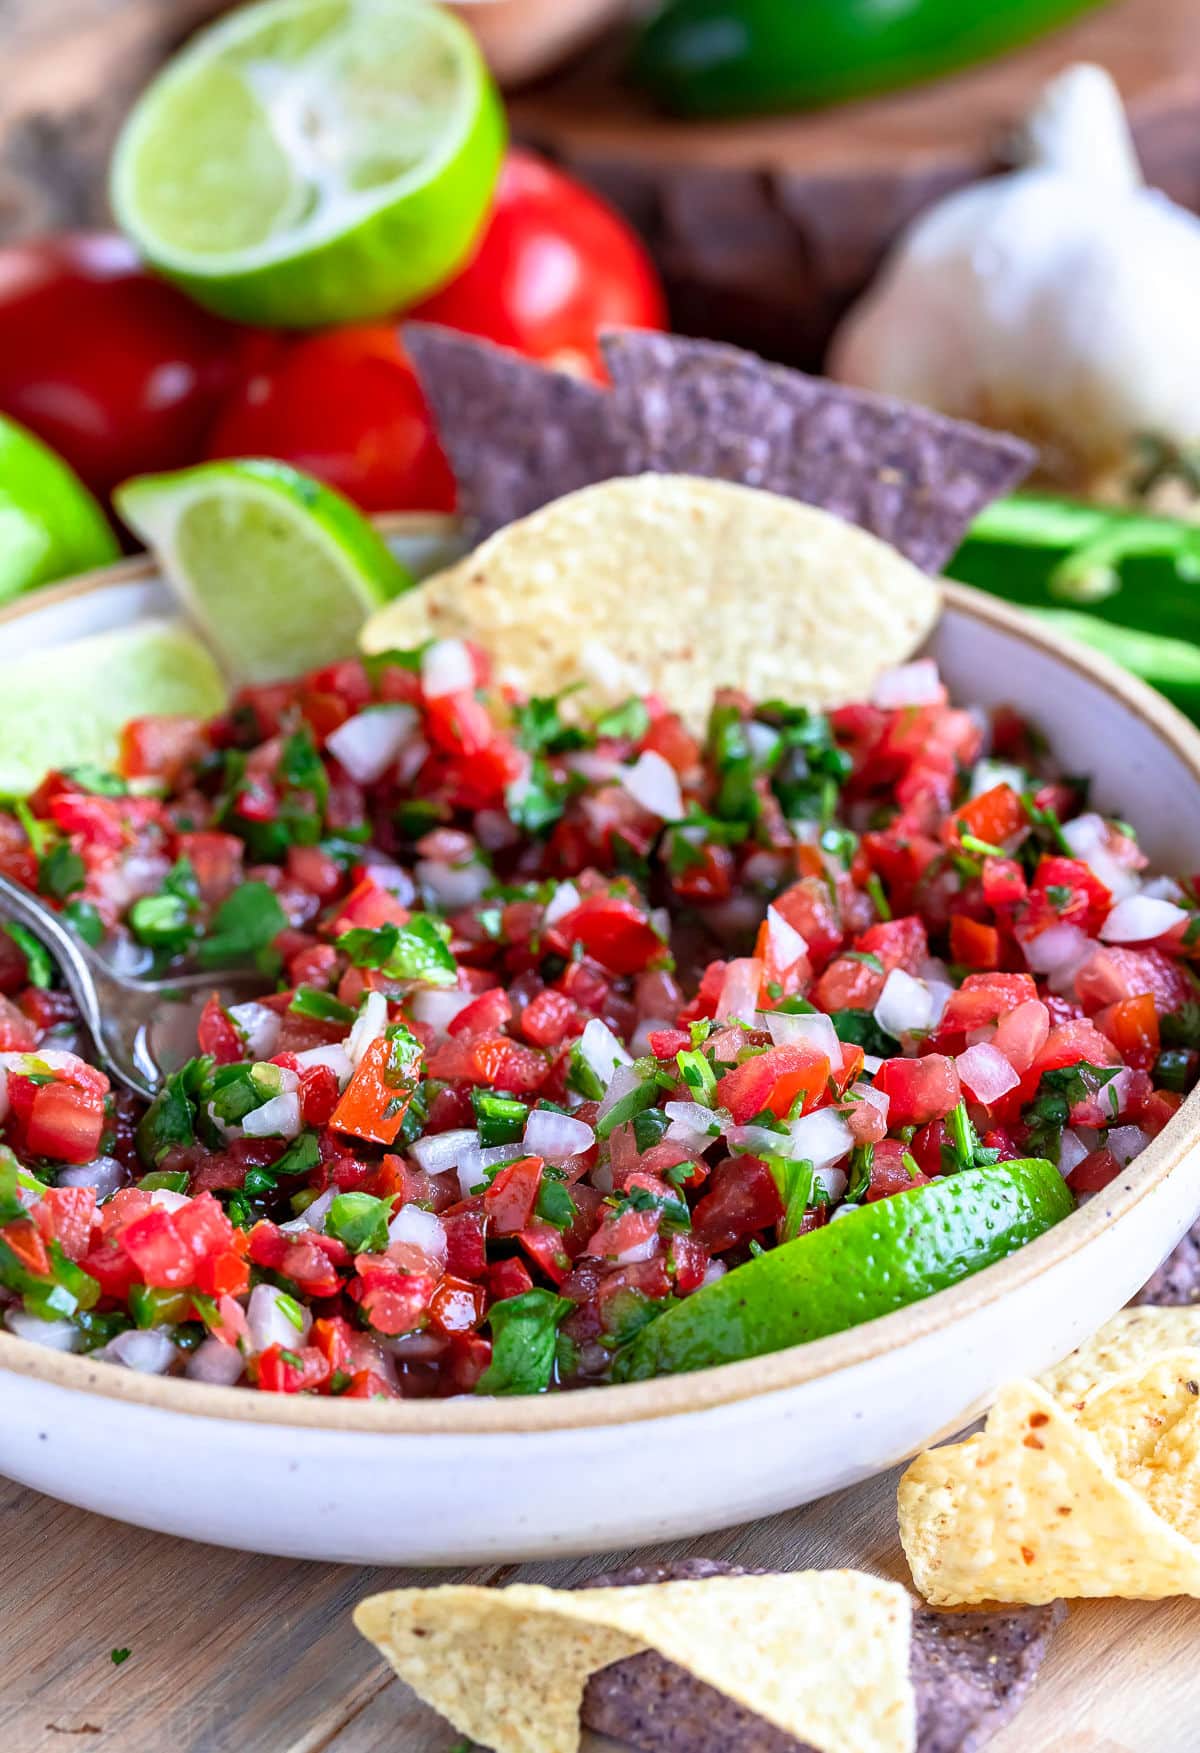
[2,538,1199,1435]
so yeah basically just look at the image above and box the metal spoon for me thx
[0,871,267,1101]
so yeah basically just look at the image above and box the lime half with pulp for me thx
[0,622,227,797]
[115,459,414,684]
[614,1160,1074,1381]
[110,0,505,326]
[0,415,118,606]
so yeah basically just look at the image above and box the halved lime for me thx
[0,622,227,797]
[0,415,118,606]
[614,1160,1074,1381]
[115,459,414,684]
[110,0,505,327]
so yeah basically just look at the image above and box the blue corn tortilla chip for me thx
[601,330,1035,575]
[402,323,640,537]
[580,1559,1063,1753]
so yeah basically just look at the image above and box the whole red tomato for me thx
[205,326,456,514]
[0,233,250,499]
[410,149,666,380]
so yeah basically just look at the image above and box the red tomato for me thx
[550,894,664,976]
[692,1156,784,1254]
[717,1044,830,1125]
[874,1055,962,1127]
[0,233,250,498]
[410,150,666,381]
[24,1079,105,1165]
[206,326,455,514]
[483,1156,543,1236]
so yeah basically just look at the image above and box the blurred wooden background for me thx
[7,0,1200,367]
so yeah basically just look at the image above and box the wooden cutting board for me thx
[511,0,1200,368]
[3,1455,1199,1751]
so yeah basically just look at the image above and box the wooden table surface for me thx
[5,1452,1200,1753]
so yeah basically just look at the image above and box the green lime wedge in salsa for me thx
[115,459,414,685]
[110,0,505,326]
[614,1160,1074,1382]
[0,621,226,797]
[0,414,118,606]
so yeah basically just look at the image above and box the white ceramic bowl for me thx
[3,524,1200,1565]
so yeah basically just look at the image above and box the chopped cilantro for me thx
[1022,1061,1119,1159]
[676,1047,718,1107]
[62,899,104,947]
[336,915,457,987]
[826,1010,901,1058]
[1045,884,1075,912]
[472,1089,528,1148]
[594,699,650,742]
[135,1057,212,1167]
[865,872,891,922]
[62,766,127,796]
[845,1144,873,1204]
[4,921,53,989]
[942,1100,1000,1174]
[326,1192,394,1255]
[38,842,85,901]
[842,950,885,973]
[534,1174,577,1230]
[766,1155,814,1242]
[110,1648,132,1667]
[513,691,589,755]
[1162,1003,1200,1050]
[476,1288,573,1395]
[289,987,355,1025]
[595,1075,663,1140]
[242,1132,321,1196]
[606,1181,691,1233]
[197,881,286,970]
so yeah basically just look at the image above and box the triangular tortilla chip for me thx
[361,474,940,729]
[1038,1307,1200,1404]
[1129,1401,1200,1544]
[899,1379,1200,1606]
[1070,1351,1200,1476]
[355,1572,915,1753]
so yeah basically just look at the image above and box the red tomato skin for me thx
[24,1080,105,1164]
[206,326,455,513]
[874,1055,962,1127]
[0,233,249,497]
[410,150,666,380]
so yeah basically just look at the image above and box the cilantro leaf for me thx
[326,1192,394,1255]
[826,1010,901,1058]
[4,922,53,989]
[476,1288,573,1396]
[335,915,457,987]
[197,882,287,969]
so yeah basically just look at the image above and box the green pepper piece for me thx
[632,0,1103,120]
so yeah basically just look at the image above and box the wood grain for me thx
[3,1454,1196,1753]
[0,0,229,236]
[511,0,1200,368]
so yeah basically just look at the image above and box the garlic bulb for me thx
[829,65,1200,492]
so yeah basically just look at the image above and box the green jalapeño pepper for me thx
[631,0,1106,119]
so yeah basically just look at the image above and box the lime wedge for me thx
[0,621,227,797]
[614,1160,1074,1381]
[0,415,118,606]
[110,0,505,326]
[115,459,414,684]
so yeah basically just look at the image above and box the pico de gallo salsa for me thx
[1,645,1197,1398]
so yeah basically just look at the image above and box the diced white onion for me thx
[597,1061,641,1125]
[280,1187,336,1235]
[614,1235,659,1266]
[763,1008,842,1069]
[410,1127,478,1175]
[242,1091,302,1139]
[1060,813,1142,901]
[665,1100,721,1149]
[346,990,388,1066]
[5,1309,81,1351]
[227,1002,281,1060]
[1142,875,1186,903]
[1022,921,1090,974]
[388,1203,448,1266]
[421,637,475,698]
[246,1283,311,1354]
[874,968,933,1038]
[56,1156,127,1199]
[454,1144,482,1200]
[101,1327,178,1374]
[618,750,684,821]
[1107,1124,1151,1166]
[871,659,942,709]
[924,980,954,1027]
[969,759,1028,799]
[853,1082,890,1124]
[1099,896,1188,943]
[148,1188,190,1212]
[523,1108,595,1162]
[186,1337,246,1386]
[293,1043,354,1088]
[716,957,763,1026]
[417,858,490,910]
[813,1165,848,1202]
[326,705,418,785]
[410,987,475,1034]
[1058,1128,1090,1177]
[701,1260,727,1286]
[745,721,780,764]
[764,905,808,973]
[726,1122,794,1156]
[956,1042,1020,1105]
[862,1053,883,1074]
[579,1017,633,1092]
[786,1108,854,1168]
[543,881,581,926]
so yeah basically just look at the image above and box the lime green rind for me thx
[613,1160,1074,1381]
[109,0,505,327]
[0,622,227,797]
[115,458,414,685]
[0,415,118,606]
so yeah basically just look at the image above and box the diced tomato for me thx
[358,1271,436,1336]
[866,1138,929,1201]
[1075,946,1194,1016]
[1067,1148,1123,1194]
[1095,994,1160,1070]
[1030,855,1113,935]
[666,1232,710,1294]
[772,878,843,970]
[938,973,1039,1036]
[947,783,1027,848]
[1032,1019,1122,1076]
[197,994,245,1065]
[120,1207,194,1289]
[31,1185,97,1260]
[328,875,410,934]
[119,715,202,783]
[549,894,663,976]
[857,915,929,973]
[447,986,513,1039]
[330,1032,423,1146]
[0,994,38,1050]
[426,1033,548,1092]
[0,1218,50,1276]
[488,1257,535,1301]
[247,1220,289,1270]
[24,1078,105,1164]
[670,842,736,904]
[443,1208,488,1278]
[519,987,583,1048]
[814,954,885,1012]
[482,1155,543,1236]
[692,1156,784,1253]
[193,1249,251,1297]
[311,1314,354,1373]
[647,1027,691,1060]
[991,1000,1050,1074]
[717,1043,830,1125]
[298,1063,340,1126]
[949,915,1001,971]
[981,856,1027,909]
[517,1225,573,1283]
[874,1055,961,1126]
[257,1343,333,1394]
[429,1274,486,1334]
